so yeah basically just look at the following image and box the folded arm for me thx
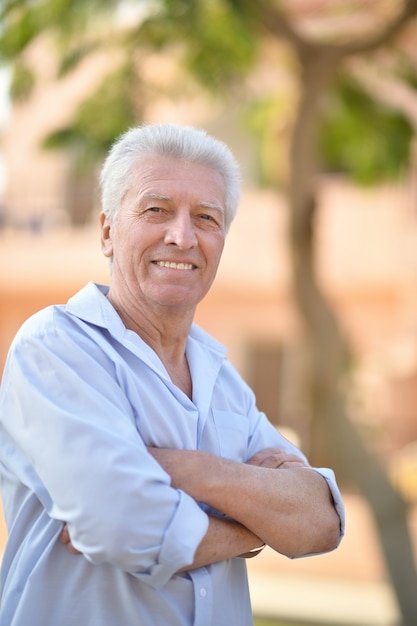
[58,444,333,570]
[58,447,307,567]
[59,446,341,566]
[147,447,341,559]
[59,514,265,569]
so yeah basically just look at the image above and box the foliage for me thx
[320,75,413,184]
[42,63,139,172]
[1,0,416,187]
[0,0,261,176]
[244,93,293,187]
[0,0,117,60]
[160,0,258,91]
[9,59,34,101]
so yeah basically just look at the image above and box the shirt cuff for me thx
[132,490,209,590]
[312,466,345,544]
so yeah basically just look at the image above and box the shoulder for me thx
[12,303,68,346]
[6,285,105,365]
[11,282,110,347]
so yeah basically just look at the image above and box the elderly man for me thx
[0,124,344,626]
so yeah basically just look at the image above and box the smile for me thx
[154,261,195,270]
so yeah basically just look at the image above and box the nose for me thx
[164,212,198,249]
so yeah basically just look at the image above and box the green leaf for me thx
[161,0,257,90]
[319,76,413,184]
[9,61,34,101]
[42,63,140,172]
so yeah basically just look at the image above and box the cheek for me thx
[114,228,138,257]
[210,238,225,265]
[205,243,224,278]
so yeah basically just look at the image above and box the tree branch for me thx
[254,0,317,58]
[347,57,417,128]
[336,0,417,58]
[254,0,417,65]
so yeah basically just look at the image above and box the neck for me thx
[107,289,194,398]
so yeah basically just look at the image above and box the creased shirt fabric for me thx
[0,282,345,626]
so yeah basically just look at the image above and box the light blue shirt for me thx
[0,282,344,626]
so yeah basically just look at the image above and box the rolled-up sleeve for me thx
[309,467,345,544]
[138,490,209,589]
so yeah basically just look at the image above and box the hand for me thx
[58,524,82,555]
[246,448,309,469]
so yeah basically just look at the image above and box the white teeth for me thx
[156,261,193,270]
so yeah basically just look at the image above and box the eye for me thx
[198,212,224,229]
[140,206,166,221]
[143,206,166,218]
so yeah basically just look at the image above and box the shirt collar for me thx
[66,281,227,359]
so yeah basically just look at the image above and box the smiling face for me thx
[100,154,227,321]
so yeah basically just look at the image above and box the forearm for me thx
[209,459,340,557]
[149,448,341,558]
[179,515,264,571]
[60,513,264,570]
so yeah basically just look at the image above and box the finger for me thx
[58,524,70,544]
[255,455,279,468]
[248,450,309,469]
[66,543,82,555]
[263,456,308,469]
[280,456,309,466]
[271,453,308,466]
[59,524,82,555]
[246,448,289,466]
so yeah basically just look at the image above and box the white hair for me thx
[99,123,241,233]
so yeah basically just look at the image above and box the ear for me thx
[100,212,113,259]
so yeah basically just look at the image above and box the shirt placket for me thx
[189,568,213,626]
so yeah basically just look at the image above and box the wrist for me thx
[238,544,266,559]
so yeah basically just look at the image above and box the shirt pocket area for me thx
[211,410,249,462]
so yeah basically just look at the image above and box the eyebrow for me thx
[141,193,224,213]
[141,193,171,202]
[198,201,225,213]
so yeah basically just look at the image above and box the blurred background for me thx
[1,1,417,625]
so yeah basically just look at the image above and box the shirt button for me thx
[199,588,207,597]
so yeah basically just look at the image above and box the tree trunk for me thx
[288,53,417,626]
